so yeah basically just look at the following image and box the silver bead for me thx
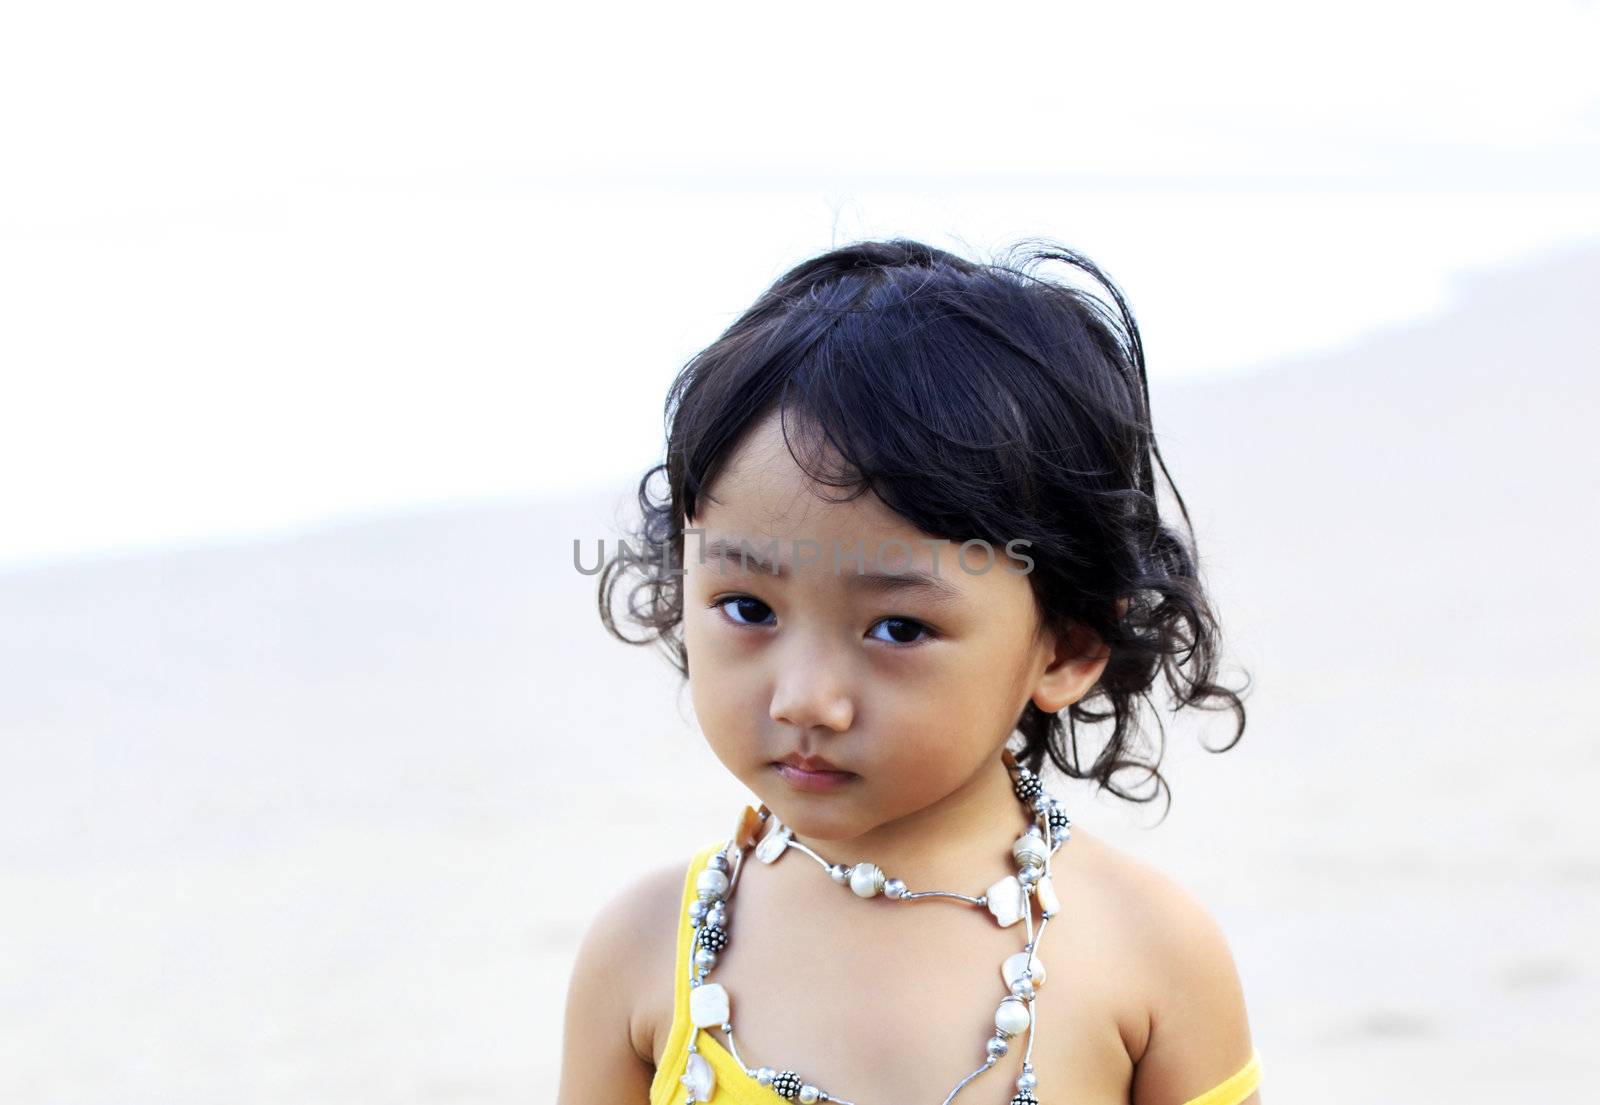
[1011,979,1036,1001]
[883,878,907,899]
[689,899,707,923]
[986,1036,1009,1058]
[799,1085,820,1103]
[1019,867,1039,886]
[1032,795,1053,813]
[757,1067,776,1085]
[693,946,718,970]
[828,864,850,885]
[1017,1072,1038,1092]
[708,851,730,872]
[706,903,726,927]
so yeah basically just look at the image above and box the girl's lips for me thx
[772,762,858,792]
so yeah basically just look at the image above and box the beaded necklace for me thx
[677,753,1071,1105]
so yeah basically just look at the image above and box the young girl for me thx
[559,239,1260,1105]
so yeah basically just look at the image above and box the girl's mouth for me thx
[772,762,859,792]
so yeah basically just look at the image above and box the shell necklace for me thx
[678,753,1071,1105]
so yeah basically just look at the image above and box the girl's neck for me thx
[793,751,1029,890]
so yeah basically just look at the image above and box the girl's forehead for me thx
[694,449,918,555]
[697,413,883,518]
[688,411,1033,591]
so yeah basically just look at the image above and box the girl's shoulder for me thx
[556,854,690,1105]
[1062,826,1257,1099]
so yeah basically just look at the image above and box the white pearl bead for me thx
[994,997,1031,1037]
[696,868,729,901]
[849,862,884,897]
[1012,832,1048,869]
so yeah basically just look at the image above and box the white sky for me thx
[2,0,1597,573]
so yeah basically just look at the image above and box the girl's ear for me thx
[1030,600,1126,714]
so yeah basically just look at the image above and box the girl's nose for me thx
[768,643,855,733]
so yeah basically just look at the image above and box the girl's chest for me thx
[650,859,1140,1105]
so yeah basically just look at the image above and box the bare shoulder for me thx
[555,855,689,1105]
[1062,827,1258,1104]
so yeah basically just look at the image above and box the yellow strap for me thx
[1178,1048,1262,1105]
[647,841,724,1105]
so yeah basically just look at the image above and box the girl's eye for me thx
[868,616,936,646]
[712,597,936,647]
[714,596,775,627]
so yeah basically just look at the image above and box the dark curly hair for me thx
[598,237,1248,815]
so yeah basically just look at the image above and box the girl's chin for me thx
[755,789,870,844]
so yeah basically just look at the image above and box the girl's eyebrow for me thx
[697,537,965,607]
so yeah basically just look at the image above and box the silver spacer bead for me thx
[883,878,907,899]
[708,852,730,872]
[828,864,850,885]
[799,1084,820,1103]
[757,1067,776,1085]
[1019,867,1040,886]
[1033,795,1054,813]
[1011,979,1036,1001]
[693,946,718,970]
[1017,1072,1038,1092]
[986,1035,1009,1058]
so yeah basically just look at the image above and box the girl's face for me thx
[682,411,1099,845]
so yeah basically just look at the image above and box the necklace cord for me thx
[681,762,1067,1105]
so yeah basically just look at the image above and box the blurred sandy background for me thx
[3,242,1596,1103]
[5,2,1599,1102]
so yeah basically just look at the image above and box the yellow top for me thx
[650,837,1262,1105]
